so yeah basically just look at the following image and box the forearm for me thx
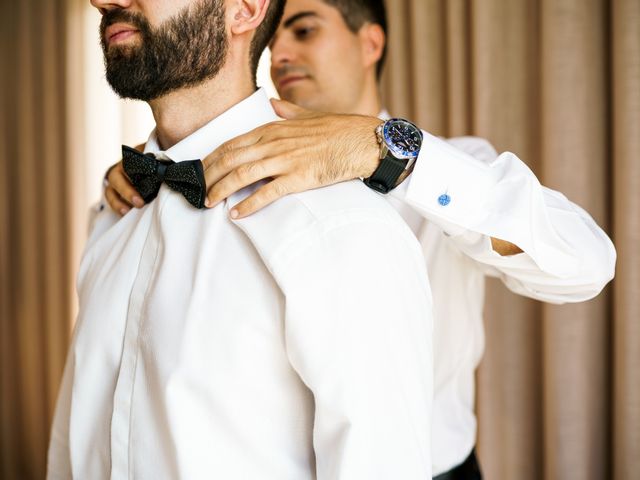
[393,134,615,301]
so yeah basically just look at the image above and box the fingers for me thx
[229,177,296,219]
[206,157,286,208]
[202,118,313,181]
[201,127,265,171]
[105,186,133,216]
[270,98,311,120]
[204,141,281,196]
[107,162,144,209]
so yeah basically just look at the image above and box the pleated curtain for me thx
[0,0,638,479]
[381,1,639,479]
[0,0,74,479]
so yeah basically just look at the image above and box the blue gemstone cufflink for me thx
[438,193,451,206]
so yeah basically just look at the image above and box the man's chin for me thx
[287,96,327,114]
[279,87,320,111]
[105,43,141,61]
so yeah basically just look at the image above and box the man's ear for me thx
[359,23,386,69]
[230,0,270,36]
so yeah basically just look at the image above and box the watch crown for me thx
[375,122,384,141]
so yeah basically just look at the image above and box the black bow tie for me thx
[122,145,207,209]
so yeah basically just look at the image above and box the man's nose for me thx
[270,38,295,67]
[90,0,133,14]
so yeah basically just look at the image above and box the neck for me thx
[148,66,255,150]
[350,72,383,117]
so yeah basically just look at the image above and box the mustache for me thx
[272,65,311,81]
[100,9,150,41]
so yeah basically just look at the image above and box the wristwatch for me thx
[364,118,423,194]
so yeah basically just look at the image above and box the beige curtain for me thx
[0,0,77,478]
[382,0,640,479]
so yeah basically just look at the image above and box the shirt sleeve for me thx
[280,215,433,479]
[85,195,120,249]
[46,341,76,479]
[390,133,616,303]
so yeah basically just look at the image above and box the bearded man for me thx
[46,0,435,478]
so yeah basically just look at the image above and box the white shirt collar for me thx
[143,88,278,161]
[144,96,388,161]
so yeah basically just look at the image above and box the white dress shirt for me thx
[378,111,616,474]
[47,89,435,479]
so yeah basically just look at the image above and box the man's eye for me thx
[294,27,315,39]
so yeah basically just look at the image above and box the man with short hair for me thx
[47,0,436,478]
[99,0,616,478]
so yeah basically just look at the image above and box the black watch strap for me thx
[363,154,407,194]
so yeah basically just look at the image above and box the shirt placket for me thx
[110,209,163,479]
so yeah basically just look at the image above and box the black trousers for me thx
[433,449,482,480]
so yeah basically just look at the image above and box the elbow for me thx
[588,239,617,297]
[571,210,618,301]
[565,237,617,303]
[524,237,617,305]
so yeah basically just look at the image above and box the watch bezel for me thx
[381,118,423,160]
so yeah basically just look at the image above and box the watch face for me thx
[383,118,423,159]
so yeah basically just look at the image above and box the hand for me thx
[104,144,146,216]
[491,237,523,256]
[203,99,382,218]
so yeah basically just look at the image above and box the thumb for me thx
[270,98,312,119]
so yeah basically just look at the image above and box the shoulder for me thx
[288,179,398,222]
[229,180,420,276]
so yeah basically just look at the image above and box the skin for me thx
[269,0,383,115]
[92,0,268,149]
[103,0,522,255]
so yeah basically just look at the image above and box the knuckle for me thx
[299,167,317,186]
[245,195,263,212]
[201,154,213,170]
[259,123,287,143]
[237,161,261,180]
[218,139,234,154]
[259,121,277,134]
[235,164,250,179]
[115,182,129,197]
[300,167,315,183]
[114,170,128,185]
[107,166,119,182]
[219,153,236,170]
[271,181,289,198]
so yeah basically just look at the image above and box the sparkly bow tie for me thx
[122,145,207,209]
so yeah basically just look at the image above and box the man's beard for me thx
[100,0,228,102]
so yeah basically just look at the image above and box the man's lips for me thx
[105,23,140,45]
[277,75,310,89]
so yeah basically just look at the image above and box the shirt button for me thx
[438,194,451,206]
